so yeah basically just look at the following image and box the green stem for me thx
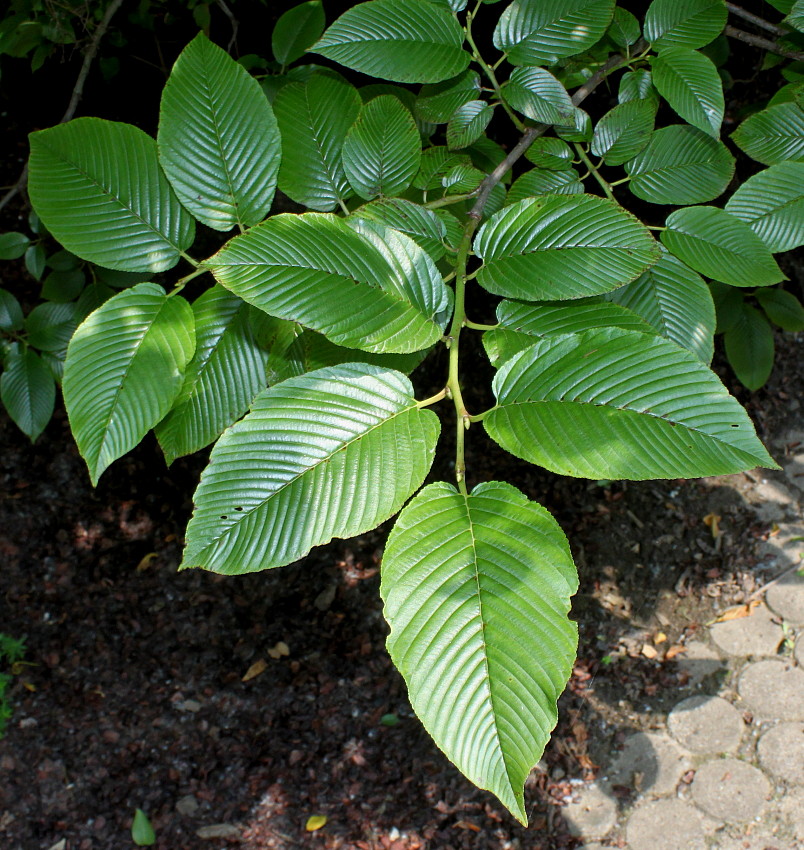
[609,176,632,186]
[168,265,208,297]
[338,199,350,216]
[464,318,499,331]
[468,408,493,423]
[573,143,616,201]
[646,225,667,231]
[416,388,448,408]
[425,192,477,210]
[180,250,200,268]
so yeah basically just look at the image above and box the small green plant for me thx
[0,633,26,738]
[19,0,802,823]
[131,808,156,846]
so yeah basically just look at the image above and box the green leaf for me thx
[155,286,292,464]
[0,346,55,442]
[446,100,494,150]
[554,106,592,142]
[381,480,577,824]
[484,298,654,367]
[607,251,715,362]
[25,301,80,351]
[413,147,472,190]
[769,81,804,107]
[312,0,470,84]
[0,232,30,260]
[494,0,616,66]
[182,363,439,574]
[351,198,447,260]
[158,32,281,231]
[731,102,804,164]
[651,47,724,137]
[725,162,804,252]
[343,95,422,199]
[625,124,734,204]
[273,74,361,211]
[608,7,641,47]
[41,269,85,302]
[724,304,775,390]
[502,66,574,125]
[618,69,659,109]
[475,195,659,301]
[662,206,785,287]
[63,283,195,485]
[0,289,23,332]
[524,137,574,170]
[485,327,778,479]
[591,100,656,166]
[272,1,325,66]
[416,70,481,123]
[784,0,804,32]
[28,118,194,273]
[506,168,584,204]
[709,281,743,332]
[131,809,156,847]
[644,0,727,49]
[756,288,804,331]
[24,243,46,280]
[208,213,450,353]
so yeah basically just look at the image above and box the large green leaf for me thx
[644,0,727,49]
[446,100,494,150]
[312,0,470,84]
[506,168,584,203]
[25,302,80,351]
[181,363,439,574]
[342,95,421,199]
[273,74,361,211]
[28,118,194,272]
[591,100,656,166]
[381,480,578,824]
[730,102,804,164]
[651,47,724,137]
[625,124,734,204]
[484,298,654,367]
[662,206,785,287]
[63,283,195,484]
[725,162,804,252]
[416,70,481,123]
[0,346,55,442]
[724,304,775,391]
[158,33,281,231]
[494,0,616,66]
[608,251,715,362]
[485,327,778,479]
[351,198,447,260]
[272,1,325,66]
[756,288,804,332]
[155,286,295,464]
[524,138,574,170]
[502,67,574,125]
[208,213,450,353]
[475,195,659,301]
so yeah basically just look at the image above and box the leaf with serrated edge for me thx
[502,67,574,126]
[475,195,659,301]
[208,213,450,354]
[506,169,584,204]
[0,347,55,442]
[591,100,655,166]
[182,363,439,574]
[447,100,494,150]
[63,283,195,485]
[731,102,804,165]
[351,199,446,260]
[485,327,778,479]
[651,46,723,137]
[381,480,578,824]
[416,71,481,124]
[756,288,804,332]
[645,0,728,50]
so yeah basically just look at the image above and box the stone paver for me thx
[562,782,617,839]
[757,524,804,571]
[781,429,804,492]
[757,722,804,785]
[738,659,804,721]
[750,477,796,522]
[766,571,804,626]
[691,758,770,823]
[780,787,804,840]
[625,799,706,850]
[796,635,803,666]
[710,825,794,849]
[709,602,783,657]
[605,731,691,797]
[675,639,724,686]
[668,695,743,754]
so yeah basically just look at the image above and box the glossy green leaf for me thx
[24,244,46,281]
[272,1,325,66]
[41,269,85,302]
[0,346,55,442]
[343,95,421,199]
[768,81,804,107]
[484,298,654,367]
[626,124,734,204]
[382,480,578,825]
[0,289,23,332]
[618,69,659,108]
[554,107,592,142]
[446,100,494,150]
[651,47,724,137]
[0,232,30,260]
[273,74,361,211]
[158,32,281,231]
[731,102,804,164]
[524,137,574,170]
[494,0,616,66]
[608,251,715,362]
[506,168,584,204]
[485,327,778,479]
[502,67,574,125]
[662,206,785,287]
[608,7,640,47]
[312,0,470,84]
[208,213,450,354]
[28,118,194,272]
[63,283,195,485]
[591,100,656,166]
[416,71,481,123]
[25,302,80,351]
[724,304,774,390]
[725,162,804,252]
[475,195,659,301]
[352,198,446,260]
[709,281,743,332]
[413,146,472,190]
[182,363,439,574]
[155,286,293,464]
[756,288,804,331]
[784,0,804,32]
[644,0,727,49]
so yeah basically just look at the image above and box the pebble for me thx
[757,722,804,785]
[625,798,706,850]
[738,659,804,720]
[605,731,691,797]
[196,823,240,839]
[561,782,617,839]
[176,794,199,816]
[668,695,744,754]
[691,758,770,823]
[709,602,783,657]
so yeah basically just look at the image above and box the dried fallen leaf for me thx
[714,600,760,623]
[306,815,327,832]
[267,641,290,659]
[454,820,481,832]
[703,513,721,539]
[135,552,159,572]
[654,631,667,644]
[664,645,686,660]
[641,643,658,659]
[241,659,267,682]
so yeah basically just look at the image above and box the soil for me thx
[1,7,802,849]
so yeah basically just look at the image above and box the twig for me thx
[216,0,238,54]
[747,558,803,602]
[726,3,788,37]
[725,25,804,61]
[0,0,125,214]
